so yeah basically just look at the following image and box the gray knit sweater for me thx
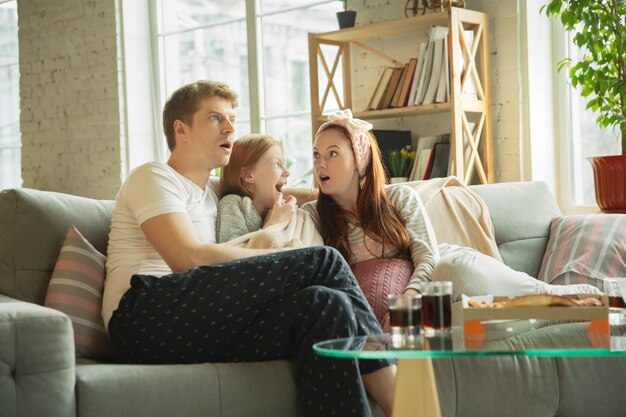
[216,194,263,243]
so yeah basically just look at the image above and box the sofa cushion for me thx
[0,188,113,305]
[45,225,111,359]
[350,258,414,323]
[470,182,561,277]
[75,361,303,417]
[538,214,626,288]
[0,294,76,417]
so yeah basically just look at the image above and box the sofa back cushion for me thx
[470,182,561,278]
[0,188,114,305]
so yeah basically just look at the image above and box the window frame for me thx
[150,0,340,161]
[0,0,21,189]
[551,20,608,214]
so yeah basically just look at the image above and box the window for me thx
[154,0,343,186]
[555,28,621,209]
[0,0,21,189]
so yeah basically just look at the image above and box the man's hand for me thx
[264,192,297,228]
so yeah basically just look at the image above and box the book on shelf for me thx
[379,67,404,109]
[390,63,409,108]
[366,67,394,111]
[435,35,449,103]
[396,58,418,107]
[409,148,432,181]
[408,134,450,181]
[421,38,444,105]
[407,42,428,106]
[413,37,435,106]
[428,141,451,179]
[422,148,436,180]
[415,26,448,106]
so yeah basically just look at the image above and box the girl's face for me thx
[244,144,289,210]
[313,129,360,198]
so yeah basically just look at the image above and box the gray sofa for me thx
[1,182,625,417]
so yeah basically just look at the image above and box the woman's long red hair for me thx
[315,125,410,263]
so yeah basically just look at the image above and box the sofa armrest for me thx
[0,294,76,417]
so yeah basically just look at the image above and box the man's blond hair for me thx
[162,81,239,151]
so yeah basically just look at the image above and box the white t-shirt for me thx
[102,162,219,328]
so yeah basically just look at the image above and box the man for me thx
[103,80,395,417]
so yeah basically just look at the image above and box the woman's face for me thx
[313,129,360,198]
[245,144,289,210]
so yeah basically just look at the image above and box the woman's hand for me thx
[403,288,420,298]
[264,192,297,228]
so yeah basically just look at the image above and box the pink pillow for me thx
[44,225,112,359]
[350,258,415,324]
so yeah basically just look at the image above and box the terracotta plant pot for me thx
[588,155,626,212]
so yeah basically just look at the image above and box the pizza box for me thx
[462,294,610,346]
[462,294,609,321]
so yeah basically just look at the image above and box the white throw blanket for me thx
[224,209,323,249]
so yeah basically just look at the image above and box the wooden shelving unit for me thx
[308,7,494,184]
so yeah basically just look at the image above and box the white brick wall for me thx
[18,0,122,199]
[350,0,522,182]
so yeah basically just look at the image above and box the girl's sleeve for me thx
[216,195,256,243]
[388,185,440,291]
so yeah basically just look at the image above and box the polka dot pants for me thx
[108,246,393,417]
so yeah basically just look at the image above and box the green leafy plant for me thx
[384,146,415,178]
[542,0,626,155]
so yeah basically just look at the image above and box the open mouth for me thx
[219,142,232,150]
[319,175,330,182]
[275,182,285,192]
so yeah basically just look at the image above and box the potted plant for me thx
[336,0,356,29]
[543,0,626,211]
[384,145,415,183]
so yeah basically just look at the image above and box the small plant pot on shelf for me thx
[588,155,626,212]
[336,10,356,29]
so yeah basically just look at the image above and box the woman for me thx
[300,110,599,323]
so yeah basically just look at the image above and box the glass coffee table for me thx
[314,322,626,417]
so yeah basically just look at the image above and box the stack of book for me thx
[366,26,477,111]
[408,122,476,181]
[408,134,451,181]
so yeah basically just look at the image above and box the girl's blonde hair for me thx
[220,134,283,199]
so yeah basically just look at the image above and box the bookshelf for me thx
[307,7,494,184]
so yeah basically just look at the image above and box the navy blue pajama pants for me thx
[108,246,393,417]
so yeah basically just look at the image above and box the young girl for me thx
[300,109,599,325]
[217,133,396,417]
[217,134,322,248]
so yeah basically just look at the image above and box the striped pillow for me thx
[44,225,111,358]
[538,214,626,289]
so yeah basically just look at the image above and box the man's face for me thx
[178,96,236,170]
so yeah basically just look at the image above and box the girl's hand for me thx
[264,193,297,227]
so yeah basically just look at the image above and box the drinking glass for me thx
[420,281,452,337]
[387,293,422,349]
